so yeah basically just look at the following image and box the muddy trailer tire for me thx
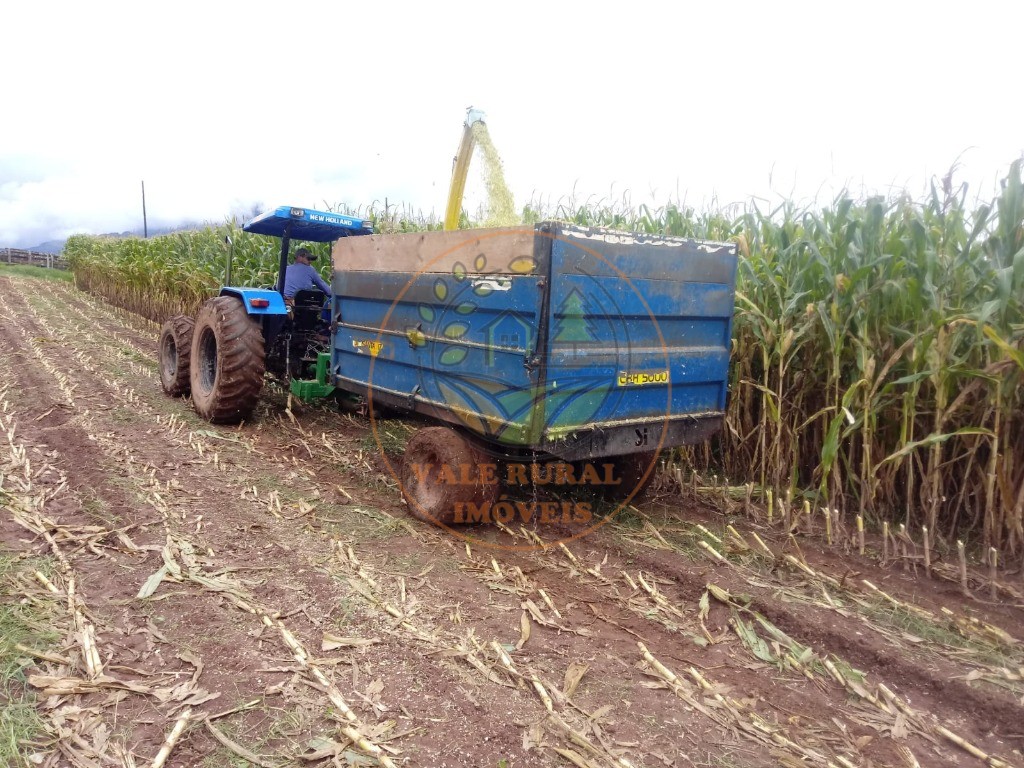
[189,296,265,423]
[158,315,194,397]
[601,451,660,502]
[400,427,497,525]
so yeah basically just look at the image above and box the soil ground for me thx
[1,273,1022,768]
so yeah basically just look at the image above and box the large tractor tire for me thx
[400,427,498,525]
[158,315,194,397]
[602,451,660,503]
[189,296,265,423]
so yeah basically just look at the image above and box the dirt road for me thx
[2,274,1022,768]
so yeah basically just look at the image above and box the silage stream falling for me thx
[472,121,519,227]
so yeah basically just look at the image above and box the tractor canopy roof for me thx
[243,206,373,242]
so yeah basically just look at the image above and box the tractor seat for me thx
[292,289,327,309]
[290,289,328,333]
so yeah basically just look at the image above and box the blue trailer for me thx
[158,209,737,524]
[328,222,737,522]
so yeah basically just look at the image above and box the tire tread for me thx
[189,296,265,423]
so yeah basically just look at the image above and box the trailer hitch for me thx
[407,385,421,409]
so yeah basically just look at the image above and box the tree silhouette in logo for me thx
[547,285,617,429]
[552,287,599,360]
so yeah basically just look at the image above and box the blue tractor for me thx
[157,206,372,422]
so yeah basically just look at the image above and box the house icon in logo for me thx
[480,309,535,367]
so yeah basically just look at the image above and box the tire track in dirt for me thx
[2,277,577,766]
[286,415,1015,768]
[25,280,770,765]
[21,285,572,765]
[1,284,313,762]
[475,533,921,766]
[3,282,405,764]
[568,511,1024,765]
[11,274,1022,768]
[235,359,1013,766]
[259,410,813,766]
[53,281,161,353]
[272,433,900,766]
[16,280,761,768]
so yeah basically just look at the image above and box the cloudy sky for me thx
[2,0,1021,247]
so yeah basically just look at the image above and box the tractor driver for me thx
[283,247,331,302]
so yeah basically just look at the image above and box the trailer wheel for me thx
[158,315,194,397]
[401,427,497,525]
[603,451,660,502]
[189,296,265,423]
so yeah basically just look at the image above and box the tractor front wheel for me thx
[189,296,265,423]
[158,315,194,397]
[400,427,497,526]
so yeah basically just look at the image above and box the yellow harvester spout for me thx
[444,108,486,230]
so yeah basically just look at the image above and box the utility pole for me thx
[141,180,148,238]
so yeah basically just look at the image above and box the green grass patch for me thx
[0,264,73,282]
[114,345,158,372]
[0,553,61,766]
[315,502,407,541]
[617,515,728,563]
[110,406,146,426]
[80,493,116,527]
[360,418,414,457]
[861,598,1023,670]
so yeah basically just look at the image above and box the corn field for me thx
[65,202,440,321]
[65,162,1024,560]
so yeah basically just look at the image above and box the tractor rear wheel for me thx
[189,296,265,423]
[400,427,497,525]
[158,315,194,397]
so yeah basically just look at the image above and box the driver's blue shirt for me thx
[284,262,331,298]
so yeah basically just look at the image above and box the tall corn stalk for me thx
[65,164,1024,562]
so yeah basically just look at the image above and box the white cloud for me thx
[2,0,1021,246]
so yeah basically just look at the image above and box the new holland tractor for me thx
[157,206,372,422]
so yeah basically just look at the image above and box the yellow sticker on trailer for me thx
[353,339,386,356]
[617,370,670,387]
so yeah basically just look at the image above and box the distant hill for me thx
[24,239,66,254]
[24,222,203,254]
